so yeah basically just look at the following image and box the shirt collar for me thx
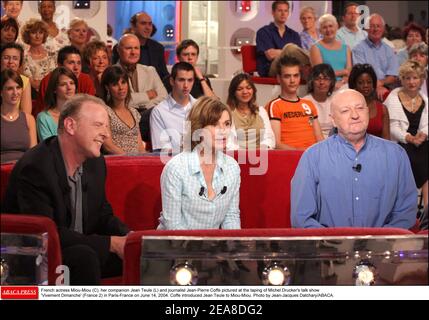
[120,62,137,73]
[269,22,287,31]
[188,149,226,176]
[167,94,196,110]
[335,133,371,155]
[365,37,382,48]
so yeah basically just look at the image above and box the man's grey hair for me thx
[368,13,386,27]
[58,94,107,134]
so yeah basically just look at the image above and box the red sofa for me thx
[1,150,303,231]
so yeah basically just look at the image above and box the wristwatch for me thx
[199,77,206,82]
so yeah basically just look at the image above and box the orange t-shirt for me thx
[266,96,319,149]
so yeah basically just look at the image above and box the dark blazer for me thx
[112,38,169,81]
[2,137,129,264]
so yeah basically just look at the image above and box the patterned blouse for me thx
[44,29,70,54]
[106,106,142,154]
[300,30,322,51]
[23,51,57,81]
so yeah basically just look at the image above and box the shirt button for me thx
[355,178,358,181]
[356,197,359,201]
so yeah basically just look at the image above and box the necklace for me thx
[1,112,18,121]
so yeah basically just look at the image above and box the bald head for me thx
[330,89,366,114]
[330,89,369,143]
[118,34,140,65]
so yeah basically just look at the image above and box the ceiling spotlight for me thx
[262,262,290,286]
[170,262,198,286]
[353,261,376,286]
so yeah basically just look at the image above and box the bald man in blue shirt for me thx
[291,89,417,229]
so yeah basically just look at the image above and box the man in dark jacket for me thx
[2,94,129,285]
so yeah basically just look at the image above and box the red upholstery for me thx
[104,151,303,230]
[241,45,278,85]
[0,213,62,285]
[123,227,413,284]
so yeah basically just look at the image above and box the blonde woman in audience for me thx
[299,6,322,52]
[21,19,57,94]
[67,18,89,54]
[0,43,32,114]
[36,67,77,141]
[409,42,428,97]
[227,73,275,149]
[83,40,110,97]
[1,69,36,163]
[303,64,336,139]
[101,65,146,155]
[310,14,352,90]
[385,60,428,207]
[38,0,70,53]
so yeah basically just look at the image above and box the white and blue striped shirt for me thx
[157,150,241,230]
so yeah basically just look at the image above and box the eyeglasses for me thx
[314,76,331,82]
[1,55,20,62]
[355,64,373,70]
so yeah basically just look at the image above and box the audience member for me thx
[1,0,23,25]
[2,94,130,285]
[113,12,169,81]
[116,34,167,111]
[21,19,56,94]
[38,0,69,53]
[409,42,428,97]
[349,64,390,139]
[67,18,88,55]
[291,89,417,229]
[83,40,109,97]
[35,45,96,116]
[163,39,216,98]
[101,65,146,155]
[303,63,336,138]
[310,14,352,89]
[397,23,425,66]
[37,67,77,141]
[150,62,196,153]
[336,2,367,49]
[266,56,323,150]
[157,96,240,230]
[227,73,275,149]
[418,10,428,29]
[0,43,32,113]
[299,6,322,51]
[0,17,18,44]
[256,0,301,77]
[1,69,36,163]
[352,14,399,101]
[385,60,428,207]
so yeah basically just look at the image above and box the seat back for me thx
[241,45,257,74]
[1,213,62,285]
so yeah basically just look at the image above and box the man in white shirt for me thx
[150,62,196,153]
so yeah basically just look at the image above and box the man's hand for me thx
[146,89,158,100]
[110,236,127,259]
[194,66,204,80]
[265,49,281,61]
[376,86,389,101]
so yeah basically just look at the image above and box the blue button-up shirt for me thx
[157,150,241,230]
[256,22,302,77]
[336,26,367,49]
[352,38,399,80]
[150,94,196,152]
[291,134,417,229]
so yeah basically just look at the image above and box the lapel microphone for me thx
[352,164,362,173]
[198,186,227,196]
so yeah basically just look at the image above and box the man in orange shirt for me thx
[266,56,323,149]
